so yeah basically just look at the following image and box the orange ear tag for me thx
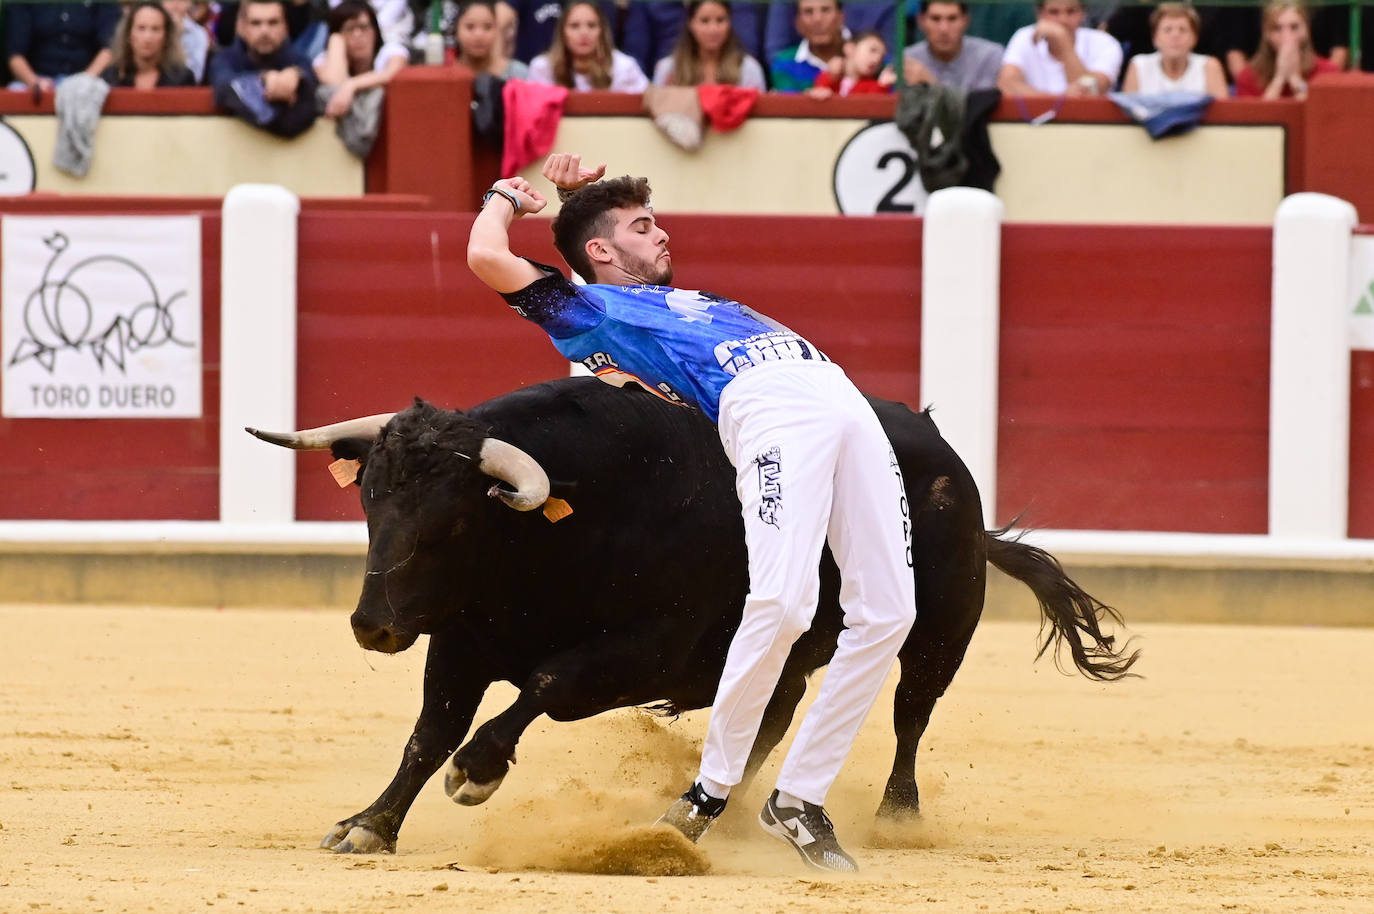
[542,497,574,523]
[328,458,361,488]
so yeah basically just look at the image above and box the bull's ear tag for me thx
[328,458,361,488]
[542,497,573,523]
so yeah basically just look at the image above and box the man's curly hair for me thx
[552,176,652,282]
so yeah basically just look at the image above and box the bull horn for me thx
[245,413,395,450]
[479,438,550,511]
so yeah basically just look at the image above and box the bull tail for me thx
[986,526,1141,681]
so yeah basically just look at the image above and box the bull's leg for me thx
[322,630,491,853]
[879,615,978,813]
[444,633,669,806]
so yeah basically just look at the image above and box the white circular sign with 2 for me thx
[832,121,929,216]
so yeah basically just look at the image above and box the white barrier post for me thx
[1269,193,1358,539]
[921,187,1004,528]
[219,184,301,524]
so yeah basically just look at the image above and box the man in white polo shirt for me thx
[997,0,1122,96]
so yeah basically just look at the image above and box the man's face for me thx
[795,0,843,47]
[1037,0,1083,33]
[918,2,968,57]
[240,1,288,56]
[602,206,673,285]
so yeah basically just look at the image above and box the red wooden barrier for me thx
[998,224,1272,533]
[3,203,1371,539]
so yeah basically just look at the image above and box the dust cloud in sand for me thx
[0,604,1370,913]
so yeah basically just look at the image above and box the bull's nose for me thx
[351,617,402,653]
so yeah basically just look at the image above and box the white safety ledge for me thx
[1015,529,1374,573]
[1,522,1372,572]
[0,521,367,555]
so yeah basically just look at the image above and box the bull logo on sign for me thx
[6,231,192,374]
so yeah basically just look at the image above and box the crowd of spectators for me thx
[1,0,1364,135]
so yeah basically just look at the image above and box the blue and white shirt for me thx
[503,263,828,423]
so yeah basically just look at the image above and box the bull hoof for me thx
[444,761,506,806]
[875,795,921,822]
[320,820,396,854]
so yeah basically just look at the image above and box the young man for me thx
[903,1,1004,91]
[207,0,318,137]
[466,154,916,872]
[997,0,1122,96]
[769,0,847,91]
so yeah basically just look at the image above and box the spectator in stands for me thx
[209,0,319,137]
[1234,1,1339,99]
[903,0,1002,90]
[759,1,894,66]
[216,1,327,62]
[326,0,413,50]
[770,0,847,92]
[510,0,613,65]
[314,0,407,117]
[528,1,649,91]
[652,0,766,89]
[455,0,529,78]
[997,0,1123,96]
[1121,3,1227,99]
[162,0,212,84]
[809,29,894,96]
[101,2,197,88]
[5,0,121,92]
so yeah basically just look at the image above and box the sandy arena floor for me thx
[1,603,1370,913]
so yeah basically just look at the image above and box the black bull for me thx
[249,377,1139,854]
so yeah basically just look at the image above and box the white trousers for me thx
[699,360,917,806]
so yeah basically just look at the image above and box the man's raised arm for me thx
[467,177,548,294]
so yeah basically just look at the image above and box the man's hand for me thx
[902,58,935,85]
[491,177,548,216]
[1033,19,1073,60]
[542,153,606,192]
[262,67,302,103]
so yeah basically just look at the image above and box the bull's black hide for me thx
[284,377,1136,854]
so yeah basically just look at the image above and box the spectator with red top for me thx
[809,29,895,97]
[1233,1,1338,99]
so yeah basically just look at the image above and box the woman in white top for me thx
[652,0,766,90]
[314,0,409,118]
[528,0,649,92]
[1122,2,1227,99]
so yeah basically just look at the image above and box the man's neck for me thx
[807,36,844,62]
[930,39,963,64]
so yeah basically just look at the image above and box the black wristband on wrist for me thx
[483,187,521,214]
